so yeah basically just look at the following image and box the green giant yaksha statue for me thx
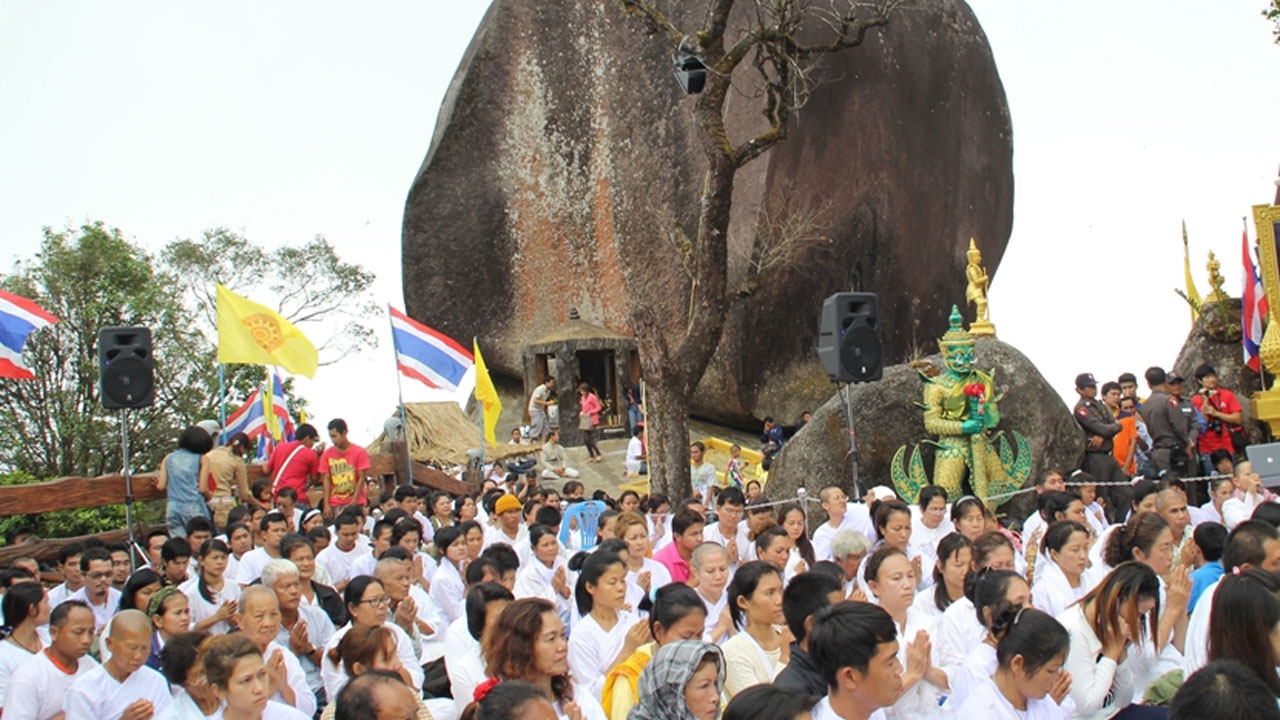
[891,305,1030,507]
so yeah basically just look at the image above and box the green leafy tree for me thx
[1268,1,1280,41]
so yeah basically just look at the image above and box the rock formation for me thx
[1173,299,1269,444]
[402,0,1014,427]
[767,337,1082,524]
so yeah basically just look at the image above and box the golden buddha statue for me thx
[965,238,995,336]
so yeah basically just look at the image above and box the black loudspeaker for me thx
[99,327,155,409]
[817,293,883,383]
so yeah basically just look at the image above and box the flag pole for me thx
[218,363,227,439]
[475,337,485,468]
[1249,216,1267,395]
[388,305,414,487]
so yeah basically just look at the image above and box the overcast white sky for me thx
[2,1,1279,442]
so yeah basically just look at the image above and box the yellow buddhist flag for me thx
[1183,220,1202,322]
[216,284,318,378]
[473,340,502,446]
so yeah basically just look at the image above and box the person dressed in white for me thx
[941,569,1030,708]
[238,512,289,585]
[263,559,335,709]
[953,608,1074,719]
[863,548,946,719]
[320,577,423,703]
[908,486,955,573]
[446,583,514,719]
[539,430,580,481]
[373,553,448,665]
[1031,521,1100,619]
[4,600,97,720]
[430,526,470,625]
[0,583,48,706]
[1059,563,1157,720]
[933,533,1017,683]
[720,562,788,700]
[514,525,573,621]
[1223,461,1271,530]
[689,543,733,645]
[1196,476,1234,527]
[483,495,529,551]
[624,427,647,477]
[180,539,242,635]
[910,533,971,621]
[233,585,318,717]
[812,486,874,563]
[63,610,172,720]
[314,513,372,593]
[566,552,649,702]
[616,512,672,617]
[486,598,608,720]
[702,488,752,567]
[67,549,122,634]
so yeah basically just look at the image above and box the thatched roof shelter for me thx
[368,402,528,466]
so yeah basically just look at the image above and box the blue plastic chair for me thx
[559,499,607,551]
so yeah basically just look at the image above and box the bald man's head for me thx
[375,558,411,601]
[105,609,152,675]
[335,670,418,720]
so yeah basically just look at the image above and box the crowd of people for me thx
[0,359,1277,720]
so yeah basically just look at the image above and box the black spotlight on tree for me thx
[672,49,707,94]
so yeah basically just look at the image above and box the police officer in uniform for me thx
[1074,373,1131,522]
[1143,366,1190,477]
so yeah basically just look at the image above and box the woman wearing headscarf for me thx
[627,640,724,720]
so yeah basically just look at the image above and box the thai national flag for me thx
[389,306,474,392]
[1244,228,1269,373]
[222,388,266,442]
[0,290,58,380]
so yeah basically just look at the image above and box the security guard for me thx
[1074,373,1131,522]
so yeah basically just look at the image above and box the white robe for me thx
[955,674,1074,720]
[265,639,318,717]
[514,556,572,621]
[624,558,672,617]
[1031,559,1099,619]
[63,663,172,720]
[445,616,486,720]
[320,623,423,703]
[429,558,467,625]
[178,576,242,635]
[4,651,96,720]
[567,610,639,701]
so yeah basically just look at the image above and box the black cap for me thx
[1075,373,1097,389]
[1194,364,1216,381]
[1167,373,1184,384]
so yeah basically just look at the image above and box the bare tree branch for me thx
[619,0,685,44]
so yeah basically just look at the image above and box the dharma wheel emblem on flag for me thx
[242,313,285,352]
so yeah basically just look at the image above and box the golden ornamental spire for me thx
[1205,250,1230,305]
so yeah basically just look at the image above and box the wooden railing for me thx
[0,444,475,566]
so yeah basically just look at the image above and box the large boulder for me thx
[1172,299,1270,444]
[767,337,1082,524]
[402,0,1014,427]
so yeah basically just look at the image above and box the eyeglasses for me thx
[85,572,112,581]
[355,596,391,608]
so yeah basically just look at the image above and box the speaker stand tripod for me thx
[840,383,864,500]
[119,408,140,573]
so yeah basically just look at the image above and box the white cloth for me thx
[0,639,36,706]
[63,663,173,720]
[811,503,874,562]
[698,589,730,645]
[1087,525,1119,577]
[944,641,996,710]
[910,586,948,620]
[514,557,572,620]
[625,559,672,617]
[624,437,645,475]
[567,610,640,701]
[1183,576,1220,676]
[274,604,335,697]
[66,587,122,634]
[153,689,210,720]
[5,651,96,720]
[1222,493,1263,530]
[265,639,317,718]
[179,576,242,635]
[935,596,982,686]
[556,688,608,720]
[884,607,944,720]
[1058,603,1135,720]
[45,583,74,609]
[811,696,888,720]
[236,547,276,585]
[430,559,468,626]
[703,521,752,567]
[483,523,528,552]
[1031,559,1099,619]
[445,617,486,719]
[407,584,448,662]
[721,630,785,700]
[315,542,371,588]
[908,507,955,572]
[213,701,309,720]
[321,622,423,702]
[955,674,1074,719]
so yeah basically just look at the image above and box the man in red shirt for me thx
[321,418,372,519]
[1192,364,1244,476]
[265,423,321,504]
[651,509,705,583]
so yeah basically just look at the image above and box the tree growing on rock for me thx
[617,0,902,500]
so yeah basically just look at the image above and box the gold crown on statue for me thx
[938,305,974,353]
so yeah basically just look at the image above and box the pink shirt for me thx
[266,440,319,499]
[320,444,371,507]
[652,541,690,583]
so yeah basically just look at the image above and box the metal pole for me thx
[475,337,484,468]
[218,363,227,439]
[842,383,863,498]
[388,306,414,486]
[121,407,137,573]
